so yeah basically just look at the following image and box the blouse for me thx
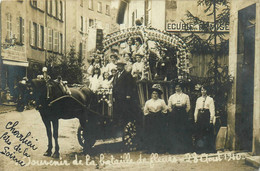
[143,99,168,115]
[194,96,215,123]
[168,92,191,113]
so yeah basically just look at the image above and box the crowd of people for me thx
[14,35,215,154]
[85,37,178,93]
[143,83,215,153]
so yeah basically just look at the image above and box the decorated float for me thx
[101,26,192,106]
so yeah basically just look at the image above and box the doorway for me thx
[236,4,256,151]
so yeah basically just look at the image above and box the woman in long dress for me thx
[194,86,215,152]
[143,84,168,152]
[168,84,191,153]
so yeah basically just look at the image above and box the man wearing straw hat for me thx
[112,59,141,126]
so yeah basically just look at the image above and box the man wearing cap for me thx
[112,60,140,125]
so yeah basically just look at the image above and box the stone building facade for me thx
[0,0,117,102]
[227,0,260,155]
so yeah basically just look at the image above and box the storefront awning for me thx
[2,59,29,67]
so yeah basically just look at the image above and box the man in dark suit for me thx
[112,60,141,126]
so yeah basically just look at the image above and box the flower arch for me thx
[102,26,191,82]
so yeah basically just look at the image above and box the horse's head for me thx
[29,78,64,108]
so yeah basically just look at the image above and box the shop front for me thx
[0,45,28,103]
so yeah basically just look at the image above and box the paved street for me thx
[0,109,258,171]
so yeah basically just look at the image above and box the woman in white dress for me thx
[167,84,191,153]
[88,68,102,93]
[143,84,168,152]
[194,86,215,152]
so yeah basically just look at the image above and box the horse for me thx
[23,78,96,158]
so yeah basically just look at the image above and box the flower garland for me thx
[97,88,113,107]
[102,26,191,83]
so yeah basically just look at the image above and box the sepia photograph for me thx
[0,0,259,170]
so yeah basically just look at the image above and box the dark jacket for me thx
[112,70,141,122]
[112,70,136,100]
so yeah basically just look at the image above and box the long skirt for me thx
[167,107,191,153]
[144,112,166,152]
[195,109,214,152]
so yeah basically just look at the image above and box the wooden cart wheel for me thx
[77,126,96,148]
[122,121,139,151]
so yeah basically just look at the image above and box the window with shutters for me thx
[32,0,37,7]
[80,16,84,32]
[17,17,24,44]
[60,1,63,20]
[97,2,102,13]
[47,0,51,14]
[89,19,94,28]
[89,0,93,10]
[85,18,88,32]
[105,5,110,15]
[54,31,58,52]
[55,0,58,17]
[53,0,56,17]
[33,22,37,47]
[59,33,63,54]
[39,25,44,49]
[6,13,12,41]
[48,28,53,51]
[50,0,53,15]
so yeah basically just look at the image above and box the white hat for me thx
[42,67,47,72]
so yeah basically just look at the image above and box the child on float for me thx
[88,67,102,93]
[104,54,118,75]
[100,72,113,89]
[131,54,145,80]
[123,53,133,72]
[87,55,102,76]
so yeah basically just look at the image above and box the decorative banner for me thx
[166,22,229,33]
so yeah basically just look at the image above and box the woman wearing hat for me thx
[167,84,191,153]
[143,84,168,152]
[194,86,215,152]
